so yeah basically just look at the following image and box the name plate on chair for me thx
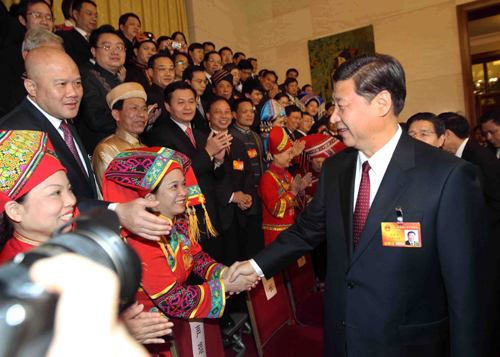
[297,255,306,268]
[262,277,277,300]
[189,319,207,356]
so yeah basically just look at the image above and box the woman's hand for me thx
[300,172,313,191]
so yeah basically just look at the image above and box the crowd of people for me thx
[1,0,500,356]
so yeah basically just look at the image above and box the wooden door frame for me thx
[457,0,500,126]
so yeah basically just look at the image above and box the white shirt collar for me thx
[170,117,191,132]
[74,27,88,39]
[205,71,212,80]
[64,19,73,27]
[357,125,402,182]
[296,129,307,136]
[27,96,64,129]
[455,138,469,158]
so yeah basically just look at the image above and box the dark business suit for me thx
[201,75,214,103]
[143,117,224,260]
[254,133,491,356]
[191,100,210,134]
[56,28,92,66]
[0,98,106,212]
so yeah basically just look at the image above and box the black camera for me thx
[0,209,141,357]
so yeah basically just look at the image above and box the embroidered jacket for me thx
[0,232,41,265]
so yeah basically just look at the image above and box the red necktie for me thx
[185,127,197,148]
[353,161,371,249]
[60,120,89,181]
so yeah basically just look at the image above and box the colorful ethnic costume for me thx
[102,147,227,357]
[258,127,306,246]
[259,99,286,160]
[296,92,325,122]
[0,130,72,264]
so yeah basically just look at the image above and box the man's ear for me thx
[18,15,27,27]
[111,109,120,122]
[91,47,97,58]
[4,201,23,223]
[133,48,138,58]
[164,101,171,113]
[375,90,392,117]
[119,24,125,32]
[148,68,154,78]
[24,78,37,98]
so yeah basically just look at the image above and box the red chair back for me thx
[285,253,317,305]
[246,273,290,351]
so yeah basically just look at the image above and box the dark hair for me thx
[157,35,170,45]
[223,63,238,72]
[147,53,172,69]
[238,59,253,71]
[233,52,245,61]
[242,78,264,96]
[284,77,298,86]
[438,112,469,139]
[406,112,445,138]
[119,12,140,27]
[333,53,406,116]
[207,96,231,113]
[258,69,267,77]
[61,0,74,20]
[325,102,333,111]
[285,105,302,117]
[173,51,189,63]
[89,24,118,49]
[473,125,482,132]
[0,194,27,248]
[248,57,257,62]
[203,41,215,49]
[112,99,124,111]
[286,68,299,76]
[203,51,220,63]
[479,108,500,126]
[232,97,253,112]
[274,92,289,103]
[163,81,197,105]
[171,31,187,44]
[182,65,205,81]
[188,42,203,52]
[72,0,96,13]
[408,231,415,236]
[302,84,312,92]
[19,0,51,20]
[263,70,278,82]
[218,46,232,56]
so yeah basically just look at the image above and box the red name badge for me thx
[381,222,422,248]
[247,149,258,158]
[233,160,244,170]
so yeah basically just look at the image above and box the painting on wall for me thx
[308,25,375,102]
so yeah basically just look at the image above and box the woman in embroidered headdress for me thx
[102,146,258,357]
[297,92,325,123]
[0,130,77,264]
[258,127,312,246]
[259,99,287,156]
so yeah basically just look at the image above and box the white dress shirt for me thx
[250,125,403,277]
[74,26,89,40]
[455,138,468,158]
[496,148,500,159]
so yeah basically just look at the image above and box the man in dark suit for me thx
[228,54,492,356]
[201,51,221,103]
[184,65,210,133]
[404,231,417,246]
[143,81,232,261]
[0,47,172,241]
[206,97,253,265]
[56,0,97,66]
[480,109,500,159]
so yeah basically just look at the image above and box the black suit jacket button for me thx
[347,282,354,289]
[341,320,346,326]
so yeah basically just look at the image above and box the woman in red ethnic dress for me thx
[0,130,77,264]
[258,127,312,246]
[102,146,258,357]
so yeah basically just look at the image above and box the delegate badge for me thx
[381,222,422,248]
[233,160,244,170]
[247,149,258,158]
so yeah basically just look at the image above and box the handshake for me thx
[221,261,261,294]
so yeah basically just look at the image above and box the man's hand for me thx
[30,254,149,357]
[121,301,174,344]
[223,261,260,294]
[117,66,127,83]
[269,83,280,99]
[147,104,161,126]
[232,191,251,205]
[300,172,313,191]
[228,260,259,282]
[205,131,232,157]
[115,198,172,241]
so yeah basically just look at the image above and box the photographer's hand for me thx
[30,254,149,356]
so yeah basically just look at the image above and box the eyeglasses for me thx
[483,129,498,136]
[176,61,188,66]
[208,59,222,65]
[408,129,436,139]
[82,10,99,18]
[96,45,126,52]
[154,66,174,72]
[193,79,209,84]
[27,12,54,21]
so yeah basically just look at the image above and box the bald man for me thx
[0,47,172,241]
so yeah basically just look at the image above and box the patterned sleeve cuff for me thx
[206,263,227,281]
[207,279,226,318]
